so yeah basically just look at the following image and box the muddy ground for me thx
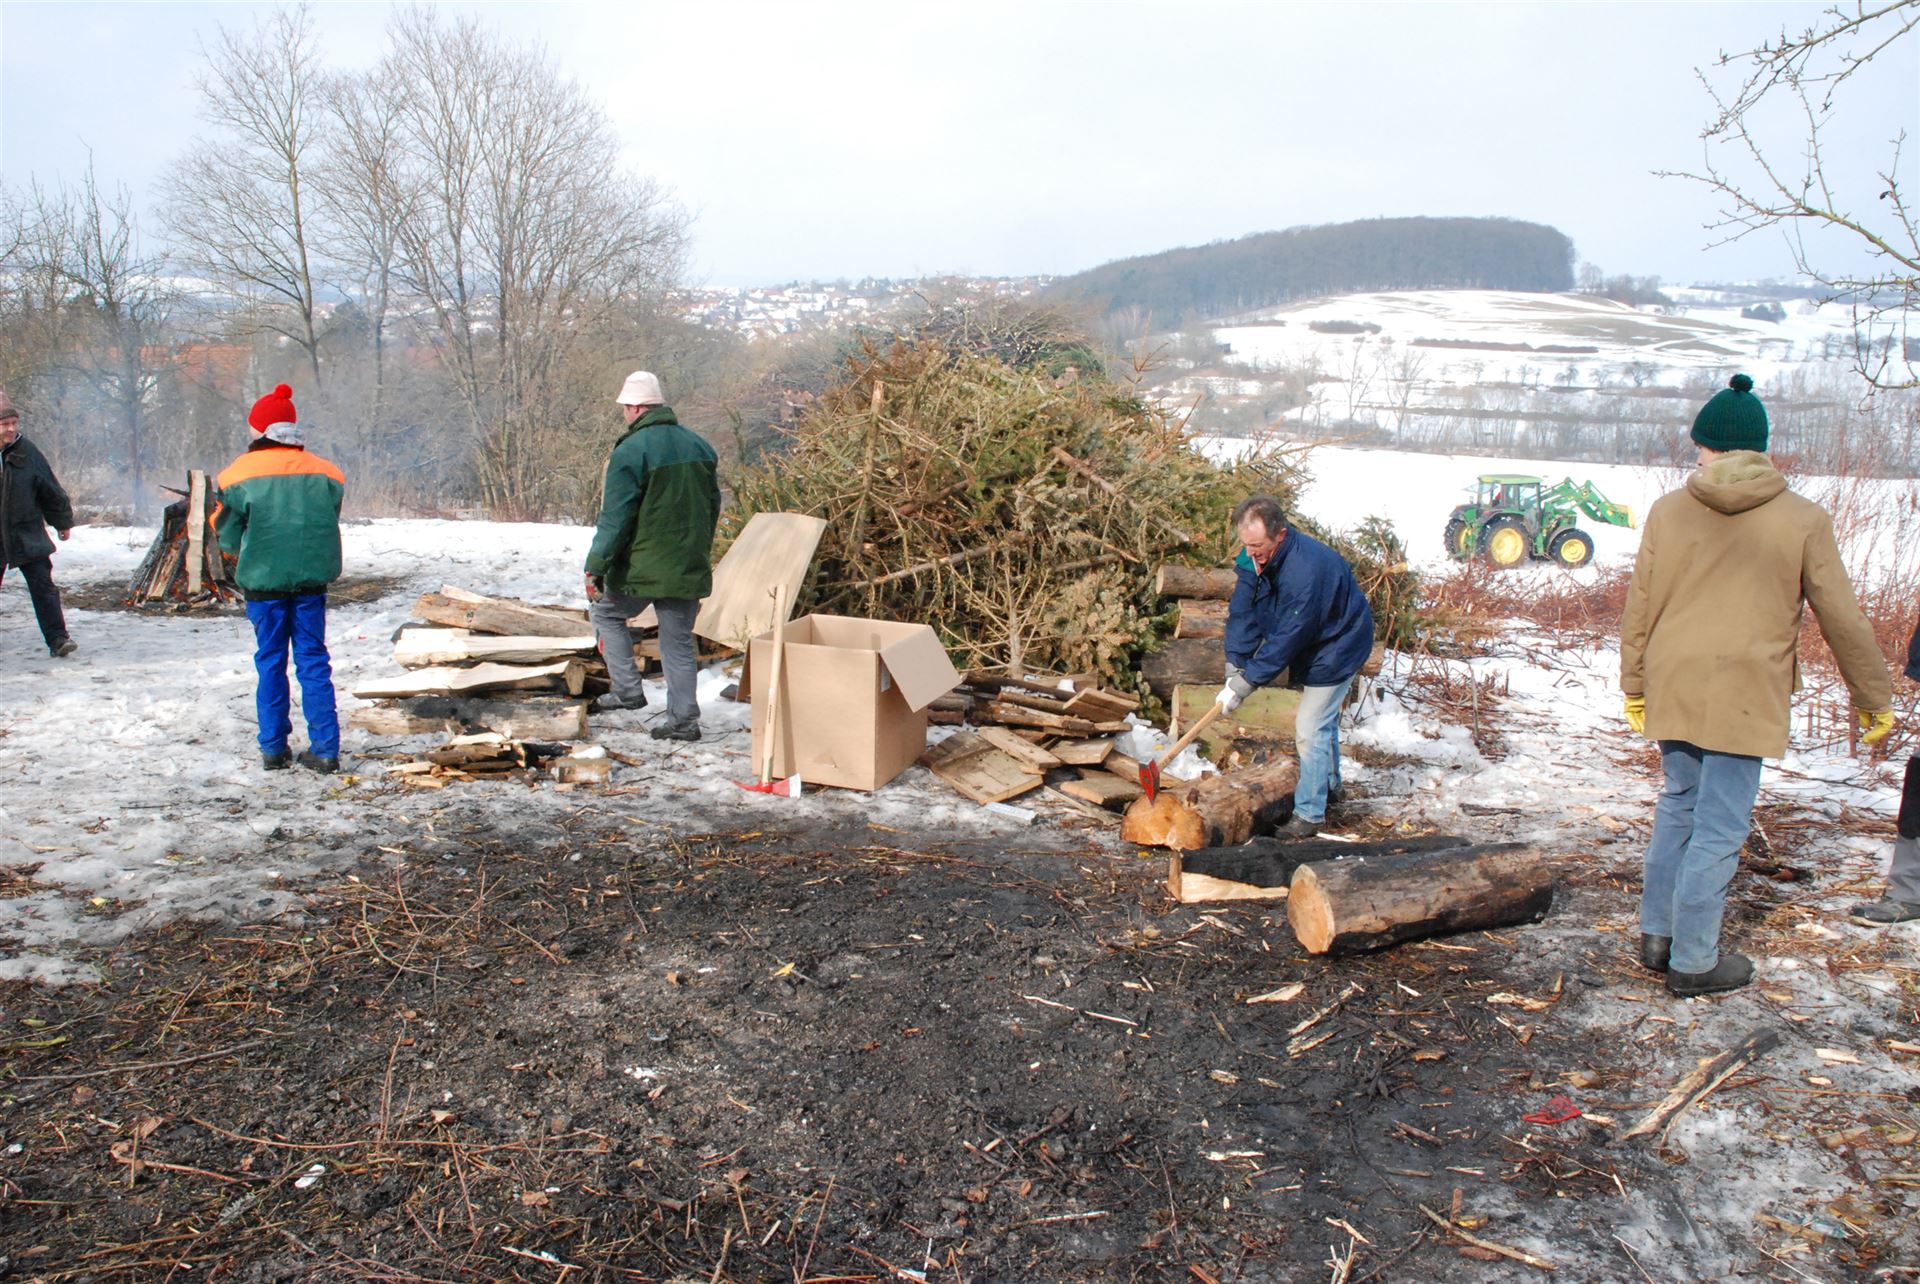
[4,785,1913,1284]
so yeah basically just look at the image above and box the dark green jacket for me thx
[585,406,721,599]
[215,441,345,596]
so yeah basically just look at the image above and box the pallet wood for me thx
[920,732,1043,804]
[1058,773,1142,809]
[973,726,1063,771]
[345,697,589,741]
[1061,687,1139,719]
[693,511,829,650]
[393,627,598,668]
[1050,738,1114,767]
[1173,598,1230,639]
[977,701,1128,736]
[1120,759,1300,851]
[351,659,586,700]
[1286,842,1553,956]
[1155,564,1238,600]
[962,670,1073,699]
[985,689,1076,715]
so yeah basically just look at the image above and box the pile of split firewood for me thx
[348,586,663,786]
[127,470,240,606]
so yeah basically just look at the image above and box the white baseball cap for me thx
[616,370,664,406]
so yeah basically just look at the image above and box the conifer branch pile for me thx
[724,332,1411,692]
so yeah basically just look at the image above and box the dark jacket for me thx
[1906,614,1919,684]
[1225,527,1375,688]
[0,435,74,567]
[585,406,721,600]
[214,440,345,597]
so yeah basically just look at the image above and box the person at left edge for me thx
[215,383,345,773]
[0,389,79,658]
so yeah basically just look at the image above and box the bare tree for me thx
[1665,1,1920,390]
[379,8,689,514]
[162,3,329,389]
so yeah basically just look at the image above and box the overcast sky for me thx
[2,1,1913,289]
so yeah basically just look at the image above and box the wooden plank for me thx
[920,732,1044,804]
[145,542,184,600]
[986,689,1076,715]
[351,659,584,700]
[185,471,208,596]
[977,701,1128,736]
[962,670,1074,699]
[1167,852,1292,904]
[1061,687,1139,719]
[415,589,589,638]
[394,627,598,668]
[1050,738,1114,767]
[1057,774,1142,808]
[693,511,829,650]
[345,697,588,740]
[974,726,1064,771]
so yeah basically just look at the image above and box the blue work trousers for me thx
[246,594,338,758]
[1639,740,1764,974]
[1293,675,1354,823]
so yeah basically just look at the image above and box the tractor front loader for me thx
[1443,474,1636,569]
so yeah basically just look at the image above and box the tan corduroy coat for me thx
[1620,451,1891,759]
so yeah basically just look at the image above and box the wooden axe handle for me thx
[1156,700,1225,769]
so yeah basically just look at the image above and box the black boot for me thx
[48,636,76,658]
[297,750,340,774]
[262,750,292,771]
[1638,934,1671,972]
[1667,953,1754,997]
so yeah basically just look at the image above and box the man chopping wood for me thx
[215,383,346,773]
[1621,374,1892,996]
[0,390,78,659]
[1218,495,1375,837]
[585,371,721,741]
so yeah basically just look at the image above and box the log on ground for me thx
[1287,842,1553,956]
[1181,834,1470,889]
[1119,759,1300,851]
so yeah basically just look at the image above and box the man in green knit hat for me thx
[1620,374,1894,995]
[585,370,721,741]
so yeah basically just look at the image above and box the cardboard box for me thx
[745,614,962,791]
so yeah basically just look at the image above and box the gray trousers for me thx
[1893,755,1920,903]
[590,589,701,725]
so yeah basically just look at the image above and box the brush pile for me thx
[726,339,1297,691]
[726,331,1414,693]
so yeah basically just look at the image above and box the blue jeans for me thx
[1640,740,1763,974]
[1293,676,1353,823]
[246,594,338,757]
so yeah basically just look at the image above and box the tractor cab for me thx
[1473,474,1543,519]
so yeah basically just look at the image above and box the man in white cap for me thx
[584,371,721,739]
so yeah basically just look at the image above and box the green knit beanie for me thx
[1690,374,1768,452]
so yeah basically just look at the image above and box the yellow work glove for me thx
[1623,696,1646,735]
[1858,708,1895,745]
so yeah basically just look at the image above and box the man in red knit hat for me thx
[216,383,347,772]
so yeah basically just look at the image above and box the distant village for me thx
[673,274,1054,339]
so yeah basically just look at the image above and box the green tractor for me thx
[1443,474,1636,569]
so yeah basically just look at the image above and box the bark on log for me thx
[346,697,589,740]
[1174,598,1230,639]
[1119,759,1300,851]
[1181,835,1470,889]
[1139,637,1225,700]
[1155,565,1238,600]
[413,590,590,638]
[1287,842,1553,955]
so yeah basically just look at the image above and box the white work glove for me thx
[1216,671,1253,713]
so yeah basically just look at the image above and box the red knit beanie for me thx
[248,384,297,432]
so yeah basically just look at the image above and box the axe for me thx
[1138,701,1226,801]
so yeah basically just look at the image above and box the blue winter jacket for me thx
[1224,528,1375,688]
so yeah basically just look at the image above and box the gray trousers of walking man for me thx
[590,588,701,728]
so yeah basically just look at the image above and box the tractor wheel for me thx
[1443,517,1474,561]
[1480,519,1531,568]
[1550,528,1595,569]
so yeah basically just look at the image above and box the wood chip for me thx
[1813,1048,1860,1065]
[1245,983,1305,1005]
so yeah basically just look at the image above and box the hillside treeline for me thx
[1048,217,1576,323]
[0,7,735,520]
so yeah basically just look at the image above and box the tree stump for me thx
[1287,842,1553,955]
[1119,759,1299,851]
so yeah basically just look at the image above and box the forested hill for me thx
[1047,216,1576,320]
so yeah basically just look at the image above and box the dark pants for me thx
[4,556,69,648]
[245,594,339,757]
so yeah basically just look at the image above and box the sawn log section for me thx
[1287,842,1554,955]
[1119,759,1299,851]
